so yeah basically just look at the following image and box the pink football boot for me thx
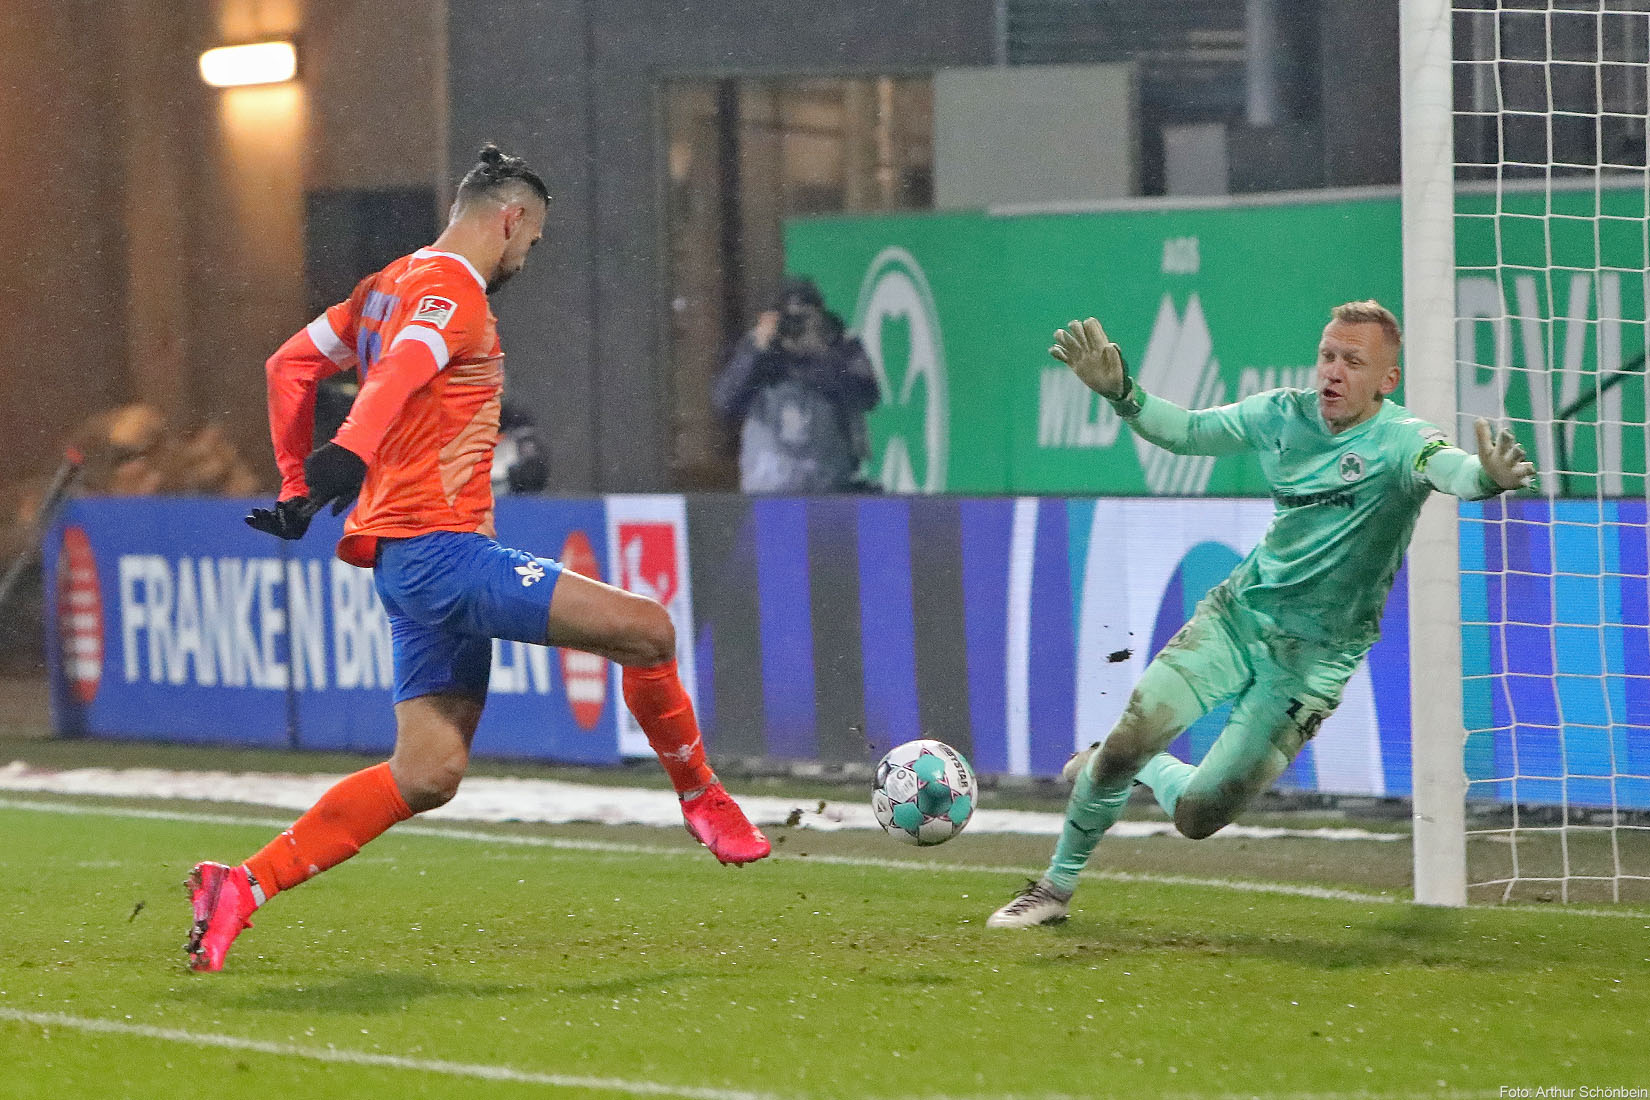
[184,861,259,972]
[680,784,771,865]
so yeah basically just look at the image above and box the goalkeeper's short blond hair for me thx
[1330,300,1402,350]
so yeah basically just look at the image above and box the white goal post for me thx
[1401,0,1468,907]
[1403,0,1650,906]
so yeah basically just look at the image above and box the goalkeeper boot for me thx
[681,784,771,865]
[986,878,1072,928]
[185,861,259,972]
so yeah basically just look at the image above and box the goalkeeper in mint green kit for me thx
[989,300,1536,928]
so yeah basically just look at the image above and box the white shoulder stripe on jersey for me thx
[390,324,452,370]
[305,315,357,367]
[412,248,488,293]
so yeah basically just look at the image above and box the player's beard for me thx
[488,253,530,295]
[487,267,518,295]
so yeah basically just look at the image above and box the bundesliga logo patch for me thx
[412,295,458,328]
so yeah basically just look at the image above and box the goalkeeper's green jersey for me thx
[1122,386,1500,655]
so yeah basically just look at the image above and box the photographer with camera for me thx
[711,276,881,493]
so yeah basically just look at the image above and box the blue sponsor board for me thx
[687,495,1642,808]
[49,497,313,747]
[1461,498,1650,810]
[689,495,1408,796]
[44,497,620,764]
[44,494,1648,808]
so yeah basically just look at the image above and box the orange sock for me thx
[622,659,715,794]
[243,761,412,901]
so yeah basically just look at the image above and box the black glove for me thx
[303,441,368,516]
[245,497,320,540]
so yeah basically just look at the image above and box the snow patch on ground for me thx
[0,761,1402,841]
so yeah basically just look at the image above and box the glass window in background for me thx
[662,76,933,490]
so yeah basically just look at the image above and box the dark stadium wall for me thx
[188,0,448,484]
[185,1,308,483]
[1318,0,1401,188]
[446,0,999,493]
[0,0,128,484]
[0,0,447,493]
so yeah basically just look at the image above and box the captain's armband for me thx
[1413,437,1449,474]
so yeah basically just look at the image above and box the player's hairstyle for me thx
[1330,299,1402,350]
[454,144,550,210]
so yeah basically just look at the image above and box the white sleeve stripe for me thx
[390,324,452,370]
[305,315,356,366]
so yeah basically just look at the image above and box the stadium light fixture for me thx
[199,41,298,88]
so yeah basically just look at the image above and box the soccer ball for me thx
[872,739,976,845]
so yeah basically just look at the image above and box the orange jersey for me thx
[267,248,503,567]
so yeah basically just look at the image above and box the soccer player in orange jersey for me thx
[185,145,770,973]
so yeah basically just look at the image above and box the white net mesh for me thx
[1453,0,1650,903]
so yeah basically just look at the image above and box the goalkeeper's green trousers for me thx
[1046,587,1361,893]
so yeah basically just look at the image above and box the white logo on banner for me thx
[605,495,697,758]
[116,555,392,693]
[58,527,103,704]
[1457,270,1627,495]
[1135,294,1226,495]
[852,247,948,493]
[556,531,609,730]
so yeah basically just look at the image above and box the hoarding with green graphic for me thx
[786,186,1646,495]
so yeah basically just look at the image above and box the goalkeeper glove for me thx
[1051,317,1135,410]
[303,441,368,516]
[1474,419,1536,492]
[245,497,319,540]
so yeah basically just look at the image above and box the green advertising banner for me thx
[783,213,1009,492]
[785,185,1646,496]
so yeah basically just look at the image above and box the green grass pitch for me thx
[0,782,1646,1098]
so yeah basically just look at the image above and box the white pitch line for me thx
[1162,1092,1495,1100]
[7,793,1650,918]
[0,1007,1513,1100]
[0,1007,1105,1100]
[0,1007,777,1100]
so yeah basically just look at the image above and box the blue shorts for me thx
[373,531,564,704]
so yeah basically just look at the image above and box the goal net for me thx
[1411,0,1650,904]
